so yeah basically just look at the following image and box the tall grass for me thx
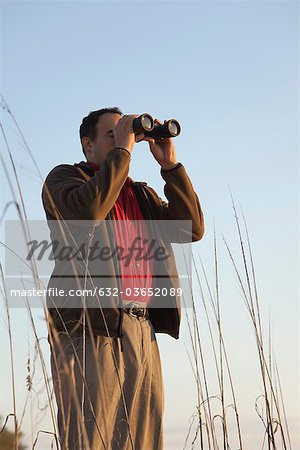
[180,201,292,449]
[0,97,293,449]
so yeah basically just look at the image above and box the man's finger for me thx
[143,136,155,143]
[135,133,145,142]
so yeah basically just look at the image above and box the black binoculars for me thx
[133,113,181,140]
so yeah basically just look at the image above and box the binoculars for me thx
[133,113,181,140]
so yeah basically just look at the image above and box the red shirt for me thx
[87,161,153,303]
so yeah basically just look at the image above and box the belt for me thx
[122,301,149,319]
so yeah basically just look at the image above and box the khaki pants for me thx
[50,312,164,450]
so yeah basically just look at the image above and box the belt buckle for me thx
[128,302,145,318]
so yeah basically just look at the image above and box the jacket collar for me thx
[74,160,97,176]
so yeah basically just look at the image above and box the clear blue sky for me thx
[0,1,298,448]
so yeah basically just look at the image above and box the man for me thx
[41,107,204,450]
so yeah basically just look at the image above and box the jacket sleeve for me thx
[147,163,205,242]
[41,148,131,221]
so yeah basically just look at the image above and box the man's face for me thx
[82,113,122,166]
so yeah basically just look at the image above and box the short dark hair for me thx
[79,107,122,156]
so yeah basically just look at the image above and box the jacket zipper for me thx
[131,182,180,337]
[115,182,150,352]
[106,209,125,352]
[115,182,150,351]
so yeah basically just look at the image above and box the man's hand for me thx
[113,114,145,154]
[142,119,179,170]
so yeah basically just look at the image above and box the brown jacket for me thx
[41,147,204,349]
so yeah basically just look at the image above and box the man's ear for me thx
[81,137,91,154]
